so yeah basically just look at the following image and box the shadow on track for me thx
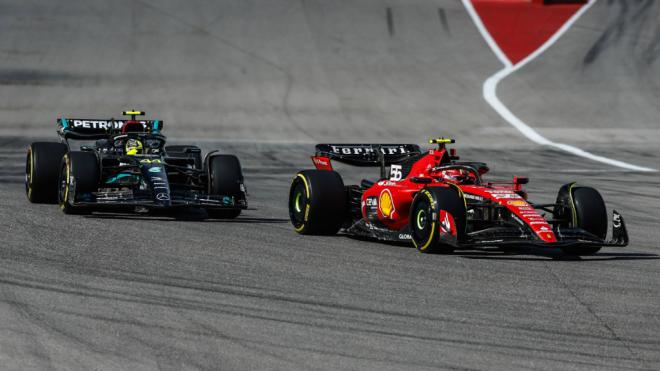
[455,249,660,262]
[83,212,289,224]
[346,235,659,261]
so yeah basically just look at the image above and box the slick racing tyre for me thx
[207,154,245,219]
[554,183,607,255]
[289,170,347,235]
[58,151,99,214]
[410,186,466,253]
[26,142,67,203]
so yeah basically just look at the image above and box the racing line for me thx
[461,0,656,172]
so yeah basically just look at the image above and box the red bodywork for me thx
[312,147,557,243]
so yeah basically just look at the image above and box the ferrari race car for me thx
[288,138,628,255]
[25,111,247,217]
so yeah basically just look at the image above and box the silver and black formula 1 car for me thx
[26,111,247,217]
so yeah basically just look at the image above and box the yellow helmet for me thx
[125,138,143,155]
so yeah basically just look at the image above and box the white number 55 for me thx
[389,164,403,181]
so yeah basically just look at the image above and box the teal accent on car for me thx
[105,173,134,183]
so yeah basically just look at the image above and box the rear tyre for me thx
[288,170,347,235]
[410,187,466,253]
[26,142,67,203]
[207,154,245,219]
[555,184,607,255]
[58,152,99,214]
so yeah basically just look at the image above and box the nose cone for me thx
[141,162,171,207]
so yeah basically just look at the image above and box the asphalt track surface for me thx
[1,1,659,370]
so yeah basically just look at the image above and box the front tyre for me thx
[58,152,99,214]
[555,183,607,255]
[410,187,466,253]
[207,154,245,219]
[288,170,347,235]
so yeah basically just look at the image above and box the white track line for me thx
[462,0,656,172]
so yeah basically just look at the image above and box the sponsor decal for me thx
[464,194,484,202]
[364,196,378,218]
[155,193,170,201]
[507,200,528,207]
[148,167,161,173]
[495,194,521,200]
[140,159,162,164]
[379,189,395,218]
[377,180,397,187]
[312,156,332,170]
[539,226,551,232]
[222,196,233,205]
[72,120,124,130]
[487,190,522,199]
[398,234,412,240]
[529,221,549,225]
[613,213,622,228]
[70,119,153,130]
[330,145,409,156]
[313,157,328,166]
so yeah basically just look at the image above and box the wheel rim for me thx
[412,196,434,250]
[290,182,307,227]
[416,209,427,230]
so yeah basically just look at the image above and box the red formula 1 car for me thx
[288,138,628,255]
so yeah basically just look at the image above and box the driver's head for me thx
[125,138,143,155]
[440,169,475,184]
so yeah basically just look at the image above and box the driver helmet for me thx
[125,138,143,155]
[440,168,474,184]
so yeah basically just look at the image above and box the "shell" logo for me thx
[379,189,395,218]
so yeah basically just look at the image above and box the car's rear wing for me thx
[57,118,163,140]
[314,144,422,167]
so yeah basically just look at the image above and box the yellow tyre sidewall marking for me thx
[60,154,70,210]
[294,173,310,232]
[414,190,436,252]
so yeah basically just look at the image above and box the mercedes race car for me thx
[288,138,628,255]
[26,111,247,217]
